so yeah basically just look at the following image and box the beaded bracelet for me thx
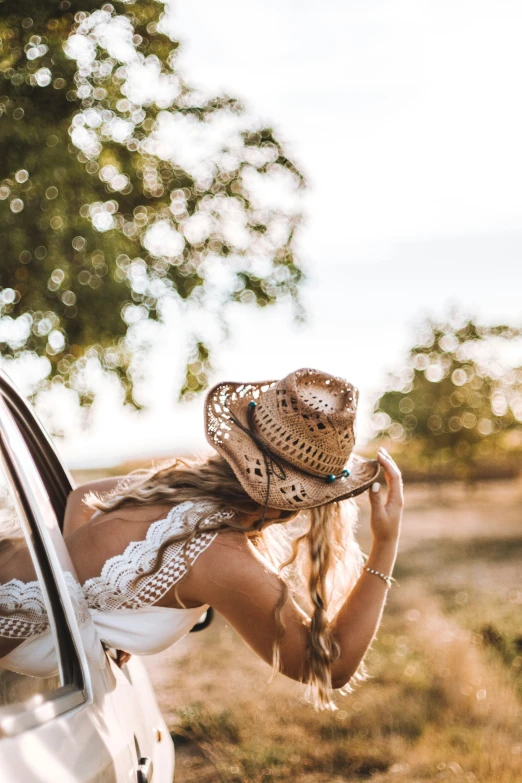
[363,566,395,588]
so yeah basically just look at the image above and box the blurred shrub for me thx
[174,702,241,745]
[373,313,522,481]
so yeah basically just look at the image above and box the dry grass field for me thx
[73,470,522,782]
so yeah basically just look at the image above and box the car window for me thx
[0,460,61,707]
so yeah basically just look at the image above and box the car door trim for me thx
[0,685,85,738]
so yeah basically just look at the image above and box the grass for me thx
[156,599,521,782]
[73,469,522,783]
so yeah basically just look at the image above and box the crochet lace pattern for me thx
[82,500,231,612]
[0,571,89,640]
[0,500,232,640]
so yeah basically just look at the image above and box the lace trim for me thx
[83,500,233,613]
[0,501,232,638]
[0,579,48,639]
[0,571,90,640]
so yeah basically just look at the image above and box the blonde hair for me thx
[87,453,369,709]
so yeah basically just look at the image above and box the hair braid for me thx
[303,504,341,709]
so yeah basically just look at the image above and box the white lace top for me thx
[0,500,231,677]
[83,500,229,612]
[0,571,90,640]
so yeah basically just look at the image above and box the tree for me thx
[373,314,522,479]
[0,0,305,405]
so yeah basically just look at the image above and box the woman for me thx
[2,368,403,709]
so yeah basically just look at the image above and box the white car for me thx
[0,370,176,782]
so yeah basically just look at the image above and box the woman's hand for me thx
[368,447,403,544]
[116,649,131,668]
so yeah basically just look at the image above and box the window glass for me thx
[0,462,60,707]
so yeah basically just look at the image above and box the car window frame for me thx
[0,371,73,532]
[0,396,91,738]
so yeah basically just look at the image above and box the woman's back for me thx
[66,502,187,592]
[66,499,234,611]
[0,499,234,674]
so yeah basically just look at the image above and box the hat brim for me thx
[205,379,381,511]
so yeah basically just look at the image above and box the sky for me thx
[37,0,522,467]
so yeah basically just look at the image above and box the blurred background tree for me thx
[373,314,522,481]
[0,0,305,406]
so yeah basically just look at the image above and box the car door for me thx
[0,370,174,782]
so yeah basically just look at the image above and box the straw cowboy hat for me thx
[205,367,380,511]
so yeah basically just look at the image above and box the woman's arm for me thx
[63,476,125,536]
[329,535,398,687]
[329,446,402,686]
[182,448,403,689]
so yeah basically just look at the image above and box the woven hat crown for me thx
[251,368,358,478]
[205,366,378,510]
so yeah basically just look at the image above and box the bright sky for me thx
[32,0,522,467]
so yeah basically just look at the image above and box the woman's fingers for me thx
[378,447,400,476]
[116,649,131,667]
[377,448,403,507]
[368,480,385,515]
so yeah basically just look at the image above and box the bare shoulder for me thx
[185,530,281,608]
[203,529,270,559]
[193,530,276,574]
